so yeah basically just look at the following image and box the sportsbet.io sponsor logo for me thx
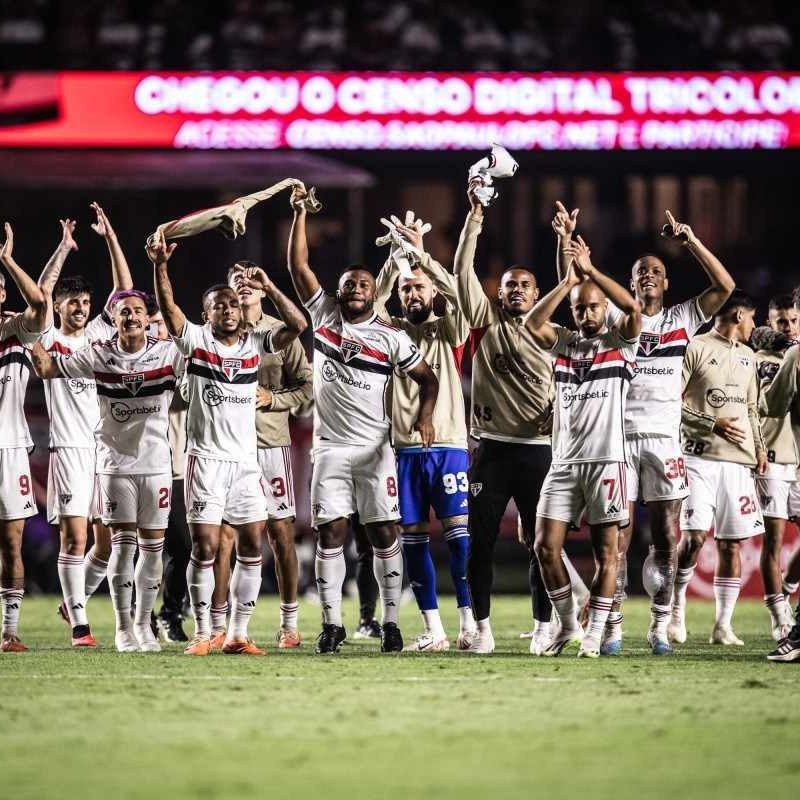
[561,387,609,408]
[321,359,371,390]
[68,377,95,394]
[110,402,161,422]
[706,387,746,409]
[201,385,252,407]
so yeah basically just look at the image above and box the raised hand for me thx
[290,185,308,213]
[467,178,484,215]
[552,201,579,238]
[0,222,13,263]
[661,210,697,245]
[231,263,272,293]
[59,218,78,252]
[562,235,594,277]
[145,231,177,266]
[90,202,116,239]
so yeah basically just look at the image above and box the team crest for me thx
[340,339,363,362]
[423,323,438,340]
[122,373,144,396]
[639,332,661,356]
[222,358,242,380]
[59,493,72,505]
[470,483,483,497]
[572,358,593,381]
[737,354,751,369]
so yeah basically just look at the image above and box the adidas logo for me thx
[460,499,468,508]
[390,505,399,513]
[607,504,620,514]
[386,571,400,577]
[71,602,84,610]
[277,503,288,511]
[316,577,327,584]
[121,581,133,589]
[23,501,33,510]
[243,600,256,608]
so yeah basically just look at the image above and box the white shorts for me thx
[257,446,295,521]
[537,461,629,527]
[46,447,96,524]
[99,473,172,529]
[756,463,800,520]
[680,455,764,540]
[184,455,267,526]
[311,441,400,528]
[626,434,689,503]
[0,447,37,520]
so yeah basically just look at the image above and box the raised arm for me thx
[0,222,47,331]
[405,359,439,448]
[525,261,581,348]
[375,256,399,311]
[662,210,734,318]
[91,202,133,292]
[231,265,307,351]
[146,232,185,336]
[565,236,642,340]
[552,201,579,283]
[287,186,321,304]
[38,219,79,327]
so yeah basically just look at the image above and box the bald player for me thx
[453,180,557,654]
[529,237,641,657]
[554,204,734,654]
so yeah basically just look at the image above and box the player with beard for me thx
[287,186,439,654]
[452,180,559,655]
[205,261,313,649]
[0,222,48,651]
[36,205,136,646]
[374,223,475,651]
[753,298,800,645]
[32,288,182,652]
[528,237,641,658]
[674,291,766,646]
[554,204,735,654]
[150,234,306,656]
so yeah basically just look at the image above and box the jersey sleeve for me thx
[675,297,710,336]
[85,313,116,344]
[392,329,423,375]
[1,313,45,346]
[608,327,639,361]
[57,344,97,379]
[172,319,205,357]
[251,328,275,356]
[303,287,337,329]
[550,324,576,356]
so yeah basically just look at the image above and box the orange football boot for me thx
[1,635,29,653]
[184,635,211,656]
[72,632,98,648]
[277,628,301,649]
[221,638,265,655]
[209,629,226,651]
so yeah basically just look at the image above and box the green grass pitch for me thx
[1,596,798,800]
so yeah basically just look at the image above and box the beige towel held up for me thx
[147,178,321,246]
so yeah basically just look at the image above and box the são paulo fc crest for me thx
[122,373,144,396]
[222,358,242,380]
[639,332,661,356]
[340,338,363,362]
[572,358,593,381]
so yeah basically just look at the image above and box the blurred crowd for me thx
[1,0,797,72]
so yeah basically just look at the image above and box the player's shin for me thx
[315,544,346,626]
[373,539,403,626]
[57,552,88,627]
[108,530,137,632]
[186,555,215,637]
[401,531,440,632]
[443,523,472,621]
[227,555,263,642]
[134,535,164,629]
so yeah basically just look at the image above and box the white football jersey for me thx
[306,288,423,447]
[0,314,44,449]
[608,298,707,436]
[40,315,110,449]
[56,336,183,475]
[174,320,273,463]
[551,325,639,463]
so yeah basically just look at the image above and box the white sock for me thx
[713,576,741,628]
[782,578,799,597]
[533,618,552,637]
[108,531,137,631]
[547,583,580,631]
[0,588,24,638]
[458,605,475,632]
[280,601,299,631]
[672,566,695,610]
[315,545,346,626]
[211,601,229,632]
[421,608,446,639]
[227,556,262,641]
[764,593,785,624]
[476,617,492,635]
[83,550,109,599]
[373,540,403,626]
[650,603,670,639]
[604,610,623,642]
[134,537,164,627]
[586,596,613,642]
[187,555,215,637]
[57,552,88,627]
